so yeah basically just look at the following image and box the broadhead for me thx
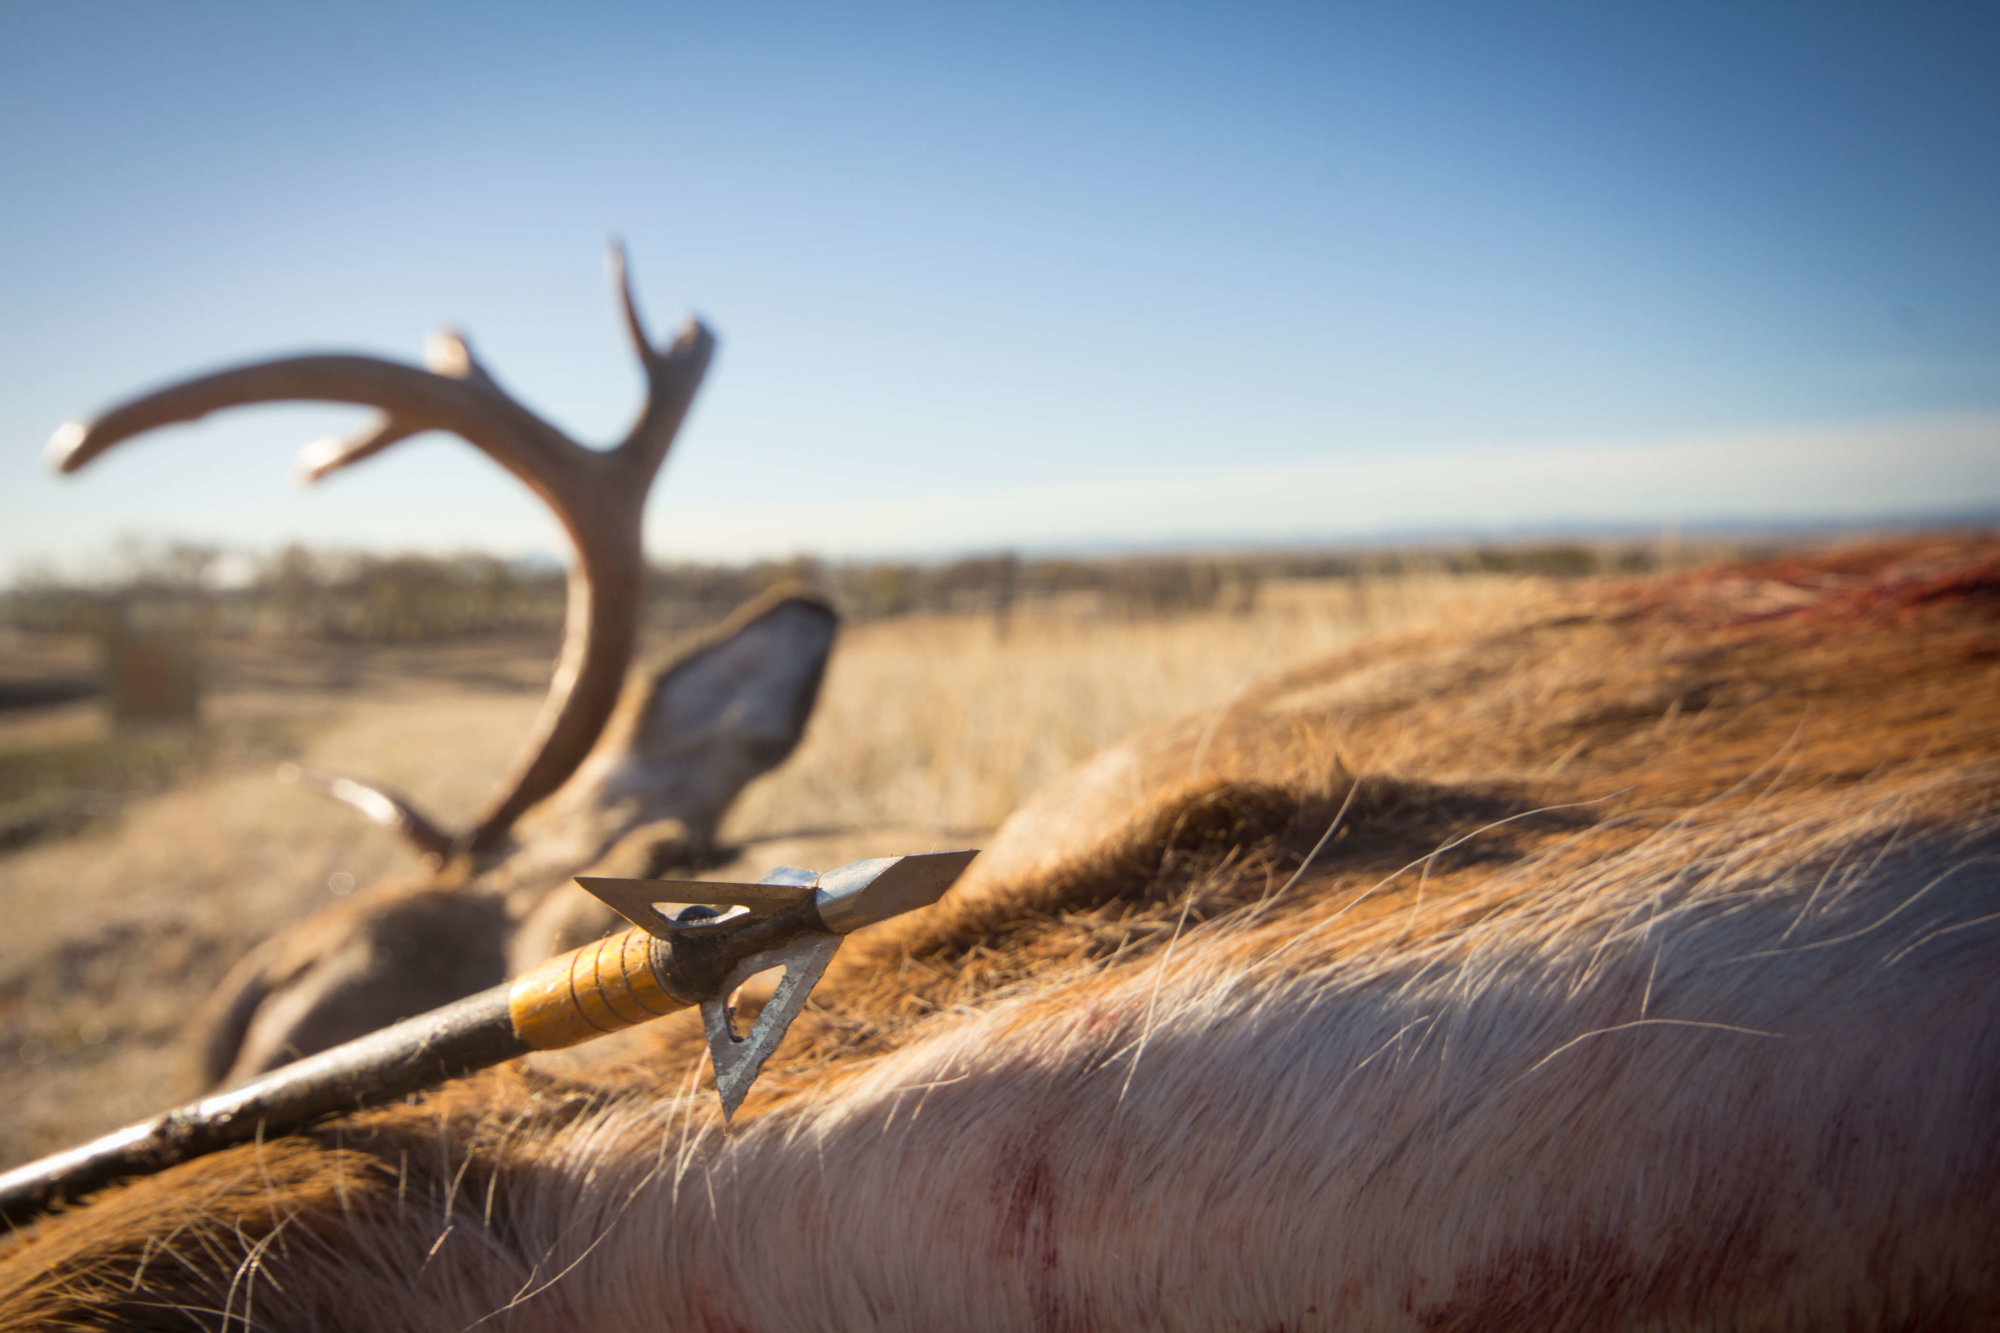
[576,873,817,938]
[578,851,977,940]
[812,850,978,934]
[704,931,841,1121]
[578,851,976,1122]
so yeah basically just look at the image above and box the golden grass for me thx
[726,574,1532,841]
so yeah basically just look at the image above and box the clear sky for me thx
[3,2,1997,579]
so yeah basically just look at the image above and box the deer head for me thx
[47,250,838,1086]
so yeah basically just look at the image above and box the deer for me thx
[36,249,842,1089]
[4,301,1997,1324]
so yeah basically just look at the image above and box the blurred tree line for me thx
[3,538,1693,643]
[3,544,564,642]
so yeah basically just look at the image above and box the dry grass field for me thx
[0,572,1539,1169]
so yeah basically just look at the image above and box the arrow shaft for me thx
[0,984,525,1226]
[0,853,976,1225]
[0,902,819,1225]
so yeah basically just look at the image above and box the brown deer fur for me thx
[3,538,1996,1330]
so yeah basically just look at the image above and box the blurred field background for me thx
[0,537,1760,1166]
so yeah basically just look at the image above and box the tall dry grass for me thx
[726,574,1534,840]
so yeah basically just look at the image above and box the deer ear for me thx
[567,590,837,843]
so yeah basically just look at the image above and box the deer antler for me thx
[48,245,713,855]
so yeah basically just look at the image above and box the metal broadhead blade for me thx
[811,849,979,934]
[574,852,978,1119]
[576,873,818,939]
[702,932,842,1121]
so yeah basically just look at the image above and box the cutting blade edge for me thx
[812,849,979,934]
[575,875,817,936]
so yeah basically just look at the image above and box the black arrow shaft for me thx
[0,898,830,1228]
[0,983,526,1227]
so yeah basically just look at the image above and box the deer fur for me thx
[3,538,1996,1330]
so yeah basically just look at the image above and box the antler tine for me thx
[296,417,423,483]
[606,241,717,485]
[276,764,453,866]
[50,258,716,858]
[293,332,495,484]
[608,240,661,376]
[459,253,713,850]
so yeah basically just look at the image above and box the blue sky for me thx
[3,2,1997,578]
